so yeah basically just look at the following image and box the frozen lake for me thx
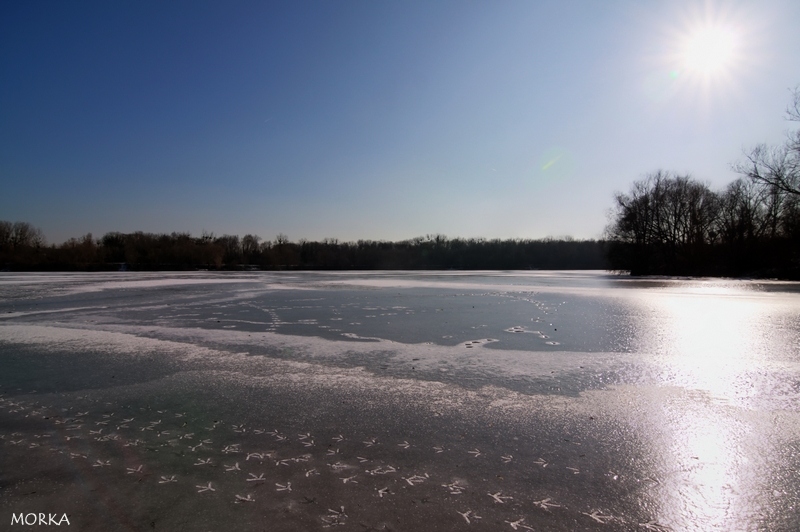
[1,271,799,530]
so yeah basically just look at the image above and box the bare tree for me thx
[8,222,46,248]
[215,235,241,264]
[735,85,800,196]
[0,221,12,249]
[241,234,261,264]
[61,233,98,264]
[606,171,718,273]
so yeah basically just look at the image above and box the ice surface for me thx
[1,271,799,531]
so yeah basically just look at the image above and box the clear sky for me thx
[2,0,799,244]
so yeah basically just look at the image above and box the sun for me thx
[653,4,753,100]
[680,25,738,77]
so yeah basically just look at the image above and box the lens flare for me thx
[536,148,575,182]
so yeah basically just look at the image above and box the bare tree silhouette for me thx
[735,86,800,197]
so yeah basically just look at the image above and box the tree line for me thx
[0,226,607,271]
[605,87,800,278]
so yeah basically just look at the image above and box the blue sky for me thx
[2,0,799,244]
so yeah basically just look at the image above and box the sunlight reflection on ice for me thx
[635,286,794,405]
[633,284,795,530]
[657,402,744,529]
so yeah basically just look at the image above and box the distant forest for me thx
[0,224,607,271]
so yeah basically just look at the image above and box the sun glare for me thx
[680,26,738,77]
[650,5,753,102]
